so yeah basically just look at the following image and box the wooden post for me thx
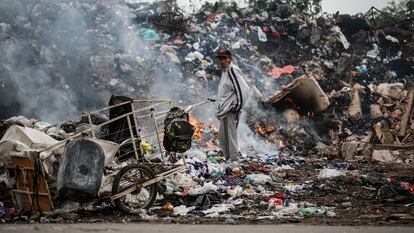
[348,84,363,122]
[398,86,414,137]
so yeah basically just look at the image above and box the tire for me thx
[112,163,157,214]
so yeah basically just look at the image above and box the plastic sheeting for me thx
[0,125,58,164]
[0,124,119,185]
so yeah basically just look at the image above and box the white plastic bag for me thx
[256,26,268,42]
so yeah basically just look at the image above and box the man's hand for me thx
[230,106,238,113]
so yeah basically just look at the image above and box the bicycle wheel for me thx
[112,163,157,213]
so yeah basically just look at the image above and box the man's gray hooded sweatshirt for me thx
[216,62,250,119]
[216,62,249,162]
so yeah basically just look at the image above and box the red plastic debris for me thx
[207,13,216,22]
[272,31,281,38]
[173,39,185,45]
[268,65,296,79]
[265,193,287,201]
[400,182,414,193]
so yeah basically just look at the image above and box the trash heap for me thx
[0,0,414,225]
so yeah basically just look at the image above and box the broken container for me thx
[57,138,105,202]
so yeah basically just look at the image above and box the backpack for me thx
[163,107,195,153]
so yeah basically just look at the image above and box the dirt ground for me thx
[44,161,413,226]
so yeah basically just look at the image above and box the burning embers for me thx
[189,115,204,140]
[189,115,218,150]
[187,76,331,153]
[255,121,276,136]
[240,76,334,153]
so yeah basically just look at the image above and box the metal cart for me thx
[41,98,212,214]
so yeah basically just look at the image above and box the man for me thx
[215,47,249,163]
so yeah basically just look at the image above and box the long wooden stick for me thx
[374,144,414,149]
[398,86,414,137]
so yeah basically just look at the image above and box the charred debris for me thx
[0,0,413,224]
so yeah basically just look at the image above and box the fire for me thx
[189,115,203,140]
[255,122,266,136]
[285,97,301,110]
[255,122,275,136]
[188,115,219,150]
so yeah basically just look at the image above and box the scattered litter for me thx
[318,169,346,179]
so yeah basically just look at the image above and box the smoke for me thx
[238,120,279,155]
[238,93,280,155]
[0,1,99,122]
[0,0,283,155]
[0,0,221,123]
[0,1,155,122]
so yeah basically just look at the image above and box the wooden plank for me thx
[11,156,34,168]
[17,194,53,212]
[9,156,54,213]
[348,84,363,122]
[374,143,414,149]
[398,86,414,137]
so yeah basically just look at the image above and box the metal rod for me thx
[130,102,144,162]
[140,130,165,139]
[182,152,187,166]
[41,99,210,154]
[111,177,159,201]
[183,99,213,112]
[132,99,171,104]
[155,164,186,178]
[151,110,164,163]
[83,101,130,116]
[82,99,170,116]
[154,114,168,121]
[40,102,168,153]
[126,116,140,161]
[87,113,96,138]
[85,102,167,130]
[111,165,186,200]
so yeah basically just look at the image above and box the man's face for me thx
[217,56,231,70]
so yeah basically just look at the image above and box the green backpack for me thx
[163,107,195,153]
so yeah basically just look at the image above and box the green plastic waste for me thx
[270,174,282,182]
[211,172,223,179]
[207,155,218,164]
[138,28,160,41]
[299,207,316,216]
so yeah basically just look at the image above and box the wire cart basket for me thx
[39,97,212,214]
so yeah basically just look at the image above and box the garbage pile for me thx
[0,0,414,225]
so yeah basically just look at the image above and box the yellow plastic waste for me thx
[140,140,152,153]
[162,202,174,211]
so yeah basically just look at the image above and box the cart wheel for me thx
[112,163,157,213]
